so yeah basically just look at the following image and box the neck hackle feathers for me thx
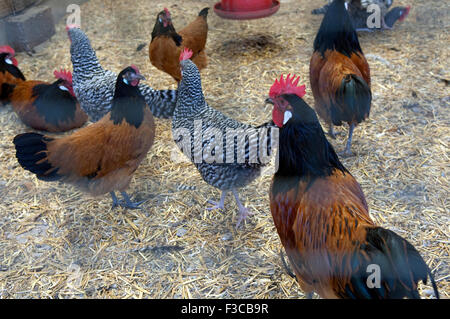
[269,74,306,99]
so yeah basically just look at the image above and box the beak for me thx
[265,98,274,105]
[131,73,146,81]
[163,17,171,27]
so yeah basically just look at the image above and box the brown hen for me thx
[13,66,155,209]
[149,7,209,82]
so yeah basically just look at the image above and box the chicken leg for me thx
[110,191,145,209]
[207,191,226,211]
[232,189,253,228]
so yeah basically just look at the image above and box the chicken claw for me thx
[207,191,226,211]
[110,192,145,210]
[232,189,253,228]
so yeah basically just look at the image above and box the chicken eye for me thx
[59,85,69,92]
[5,58,13,65]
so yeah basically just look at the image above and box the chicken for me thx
[67,25,177,122]
[267,76,440,299]
[0,45,26,105]
[383,6,410,29]
[312,0,394,31]
[344,2,409,31]
[13,66,155,209]
[310,0,371,155]
[174,49,275,228]
[10,69,87,132]
[149,7,209,82]
[360,0,393,23]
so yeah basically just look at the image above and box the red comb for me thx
[0,45,15,56]
[130,64,140,74]
[269,74,306,99]
[54,69,73,84]
[179,48,193,61]
[399,6,410,22]
[164,7,170,17]
[66,24,80,31]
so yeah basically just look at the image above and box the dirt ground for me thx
[0,0,448,298]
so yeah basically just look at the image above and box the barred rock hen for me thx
[173,49,275,228]
[150,7,209,82]
[268,78,440,299]
[67,25,177,122]
[10,69,87,132]
[14,66,155,209]
[0,45,25,105]
[310,0,371,155]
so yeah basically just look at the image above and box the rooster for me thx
[10,69,87,132]
[174,49,275,228]
[0,45,26,105]
[67,25,177,122]
[310,0,371,155]
[150,8,209,83]
[267,74,440,299]
[13,66,155,209]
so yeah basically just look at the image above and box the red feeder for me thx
[214,0,280,20]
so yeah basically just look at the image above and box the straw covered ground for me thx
[0,0,448,298]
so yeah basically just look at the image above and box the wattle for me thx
[272,108,284,128]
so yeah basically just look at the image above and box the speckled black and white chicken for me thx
[173,49,278,228]
[67,25,177,122]
[312,0,396,30]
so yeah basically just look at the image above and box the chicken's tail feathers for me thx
[13,133,60,181]
[311,3,330,15]
[279,248,296,279]
[198,7,209,18]
[139,84,177,119]
[427,263,440,299]
[346,227,440,299]
[333,74,371,125]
